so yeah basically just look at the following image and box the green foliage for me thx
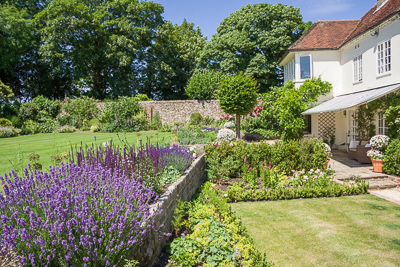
[218,74,259,139]
[384,105,400,139]
[198,3,311,92]
[270,78,332,140]
[132,94,152,102]
[0,118,12,127]
[176,127,217,145]
[321,126,336,148]
[18,103,38,121]
[225,179,369,202]
[185,70,226,100]
[205,139,327,182]
[148,111,162,130]
[32,95,61,119]
[159,166,181,186]
[0,126,19,138]
[142,19,207,100]
[383,138,400,176]
[35,0,164,99]
[62,97,98,128]
[0,80,13,103]
[356,105,376,139]
[168,182,273,267]
[189,112,203,125]
[100,97,146,132]
[218,74,259,116]
[21,120,40,134]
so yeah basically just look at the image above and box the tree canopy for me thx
[35,0,164,99]
[198,3,311,93]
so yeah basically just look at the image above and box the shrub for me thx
[132,94,152,101]
[169,182,273,266]
[176,128,217,145]
[31,96,60,119]
[189,112,203,125]
[10,116,22,128]
[18,103,38,121]
[0,163,158,266]
[62,97,99,128]
[205,139,327,181]
[90,124,100,132]
[216,128,236,141]
[218,74,259,138]
[148,111,162,130]
[56,125,76,133]
[38,118,58,133]
[0,118,12,127]
[383,138,400,176]
[0,126,18,138]
[100,97,145,132]
[21,120,40,135]
[185,70,226,100]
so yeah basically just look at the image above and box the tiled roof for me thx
[288,20,359,50]
[288,0,400,51]
[343,0,400,45]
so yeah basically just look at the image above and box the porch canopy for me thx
[302,83,400,115]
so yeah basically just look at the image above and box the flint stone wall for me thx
[133,154,206,266]
[138,100,222,125]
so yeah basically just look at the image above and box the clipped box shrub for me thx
[0,118,12,127]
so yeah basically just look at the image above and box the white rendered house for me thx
[279,0,400,147]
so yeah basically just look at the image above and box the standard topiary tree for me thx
[218,74,259,139]
[185,70,226,100]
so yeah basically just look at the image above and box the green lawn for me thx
[0,132,172,176]
[231,195,400,267]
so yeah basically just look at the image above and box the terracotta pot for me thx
[371,158,384,173]
[325,158,330,169]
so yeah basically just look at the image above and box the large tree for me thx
[140,19,206,100]
[198,3,311,92]
[35,0,164,99]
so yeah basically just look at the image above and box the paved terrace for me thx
[330,150,400,205]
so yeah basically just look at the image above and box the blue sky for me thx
[153,0,377,40]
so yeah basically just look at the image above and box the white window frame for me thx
[377,112,388,135]
[284,58,295,82]
[299,54,312,80]
[353,54,363,83]
[377,39,391,77]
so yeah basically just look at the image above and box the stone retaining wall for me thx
[133,154,206,266]
[138,100,222,125]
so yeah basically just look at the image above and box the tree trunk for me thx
[235,113,240,140]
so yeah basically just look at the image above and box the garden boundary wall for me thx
[133,154,206,266]
[138,100,223,125]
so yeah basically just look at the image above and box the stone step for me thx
[368,180,398,190]
[336,175,389,181]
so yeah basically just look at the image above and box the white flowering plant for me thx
[369,135,390,151]
[366,149,384,159]
[216,128,236,141]
[223,121,235,129]
[289,169,333,187]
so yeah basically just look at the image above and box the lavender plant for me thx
[0,163,158,267]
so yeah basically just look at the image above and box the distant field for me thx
[0,132,172,176]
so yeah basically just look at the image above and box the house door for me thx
[348,111,358,143]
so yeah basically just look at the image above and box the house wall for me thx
[340,18,400,95]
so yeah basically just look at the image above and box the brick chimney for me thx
[377,0,388,9]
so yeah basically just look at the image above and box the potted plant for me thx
[367,135,390,172]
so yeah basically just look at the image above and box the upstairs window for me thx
[353,55,362,82]
[300,55,311,79]
[377,39,391,75]
[284,59,295,82]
